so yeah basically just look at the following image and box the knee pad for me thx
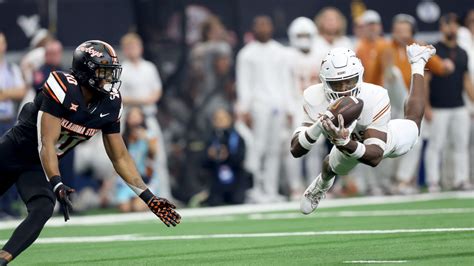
[26,197,55,224]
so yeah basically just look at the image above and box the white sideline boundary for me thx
[343,260,408,264]
[0,191,472,230]
[0,227,472,245]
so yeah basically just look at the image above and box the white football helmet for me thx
[319,48,364,102]
[288,17,317,51]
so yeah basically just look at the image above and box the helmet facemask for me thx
[319,48,364,102]
[324,74,361,102]
[86,61,122,95]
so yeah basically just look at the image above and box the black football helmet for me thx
[71,40,122,94]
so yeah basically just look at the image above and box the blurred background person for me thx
[116,107,157,212]
[355,10,386,85]
[313,7,353,59]
[425,13,474,192]
[373,13,455,194]
[19,29,51,109]
[457,9,474,181]
[32,40,63,92]
[0,31,26,218]
[352,10,393,195]
[236,15,290,203]
[284,17,326,200]
[203,107,247,206]
[120,32,173,200]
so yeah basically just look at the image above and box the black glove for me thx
[50,175,75,222]
[140,189,181,227]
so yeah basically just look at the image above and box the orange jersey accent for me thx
[356,37,388,86]
[385,40,447,89]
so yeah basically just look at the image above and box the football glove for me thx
[321,114,350,146]
[50,175,75,222]
[140,189,181,227]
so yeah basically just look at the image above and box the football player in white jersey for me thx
[284,17,326,199]
[290,44,436,214]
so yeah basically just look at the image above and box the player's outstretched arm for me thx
[102,133,181,227]
[405,44,436,130]
[290,120,323,158]
[38,111,74,221]
[322,114,387,167]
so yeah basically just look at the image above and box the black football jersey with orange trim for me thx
[7,71,122,162]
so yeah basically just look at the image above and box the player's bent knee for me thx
[26,197,55,224]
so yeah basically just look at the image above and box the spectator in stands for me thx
[203,107,247,206]
[425,13,474,192]
[120,32,173,200]
[284,17,325,200]
[313,7,353,59]
[457,9,474,181]
[236,15,290,203]
[190,15,232,89]
[0,31,26,218]
[32,40,63,92]
[19,29,51,109]
[355,10,386,85]
[116,107,157,212]
[0,32,26,134]
[367,14,455,194]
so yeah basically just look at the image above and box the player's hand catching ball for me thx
[321,114,350,146]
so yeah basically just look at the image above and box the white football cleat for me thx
[300,175,334,215]
[406,44,436,64]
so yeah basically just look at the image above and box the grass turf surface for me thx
[1,198,473,265]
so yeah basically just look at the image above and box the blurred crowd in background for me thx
[0,0,473,218]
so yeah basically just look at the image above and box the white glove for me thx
[321,114,350,146]
[406,44,436,75]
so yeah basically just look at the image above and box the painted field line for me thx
[343,260,408,264]
[248,208,474,220]
[0,227,472,245]
[0,191,471,230]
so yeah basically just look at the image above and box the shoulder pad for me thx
[43,71,79,105]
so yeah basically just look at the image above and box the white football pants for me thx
[425,107,470,187]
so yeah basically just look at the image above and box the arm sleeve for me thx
[102,120,121,134]
[102,101,123,134]
[426,55,447,76]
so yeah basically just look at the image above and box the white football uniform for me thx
[301,82,419,175]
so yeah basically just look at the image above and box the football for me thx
[326,96,364,127]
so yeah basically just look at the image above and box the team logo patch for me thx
[78,46,103,57]
[69,103,79,112]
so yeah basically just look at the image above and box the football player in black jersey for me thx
[0,40,181,265]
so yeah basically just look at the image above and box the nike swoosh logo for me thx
[100,113,110,118]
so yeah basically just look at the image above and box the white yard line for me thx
[0,227,472,245]
[343,260,408,264]
[248,208,474,220]
[0,191,472,230]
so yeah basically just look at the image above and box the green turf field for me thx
[1,197,473,265]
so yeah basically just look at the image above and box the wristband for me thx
[348,142,366,159]
[49,175,63,192]
[411,62,425,76]
[139,188,155,204]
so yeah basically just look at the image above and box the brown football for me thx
[326,96,364,128]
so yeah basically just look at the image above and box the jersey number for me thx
[55,131,87,156]
[64,74,78,85]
